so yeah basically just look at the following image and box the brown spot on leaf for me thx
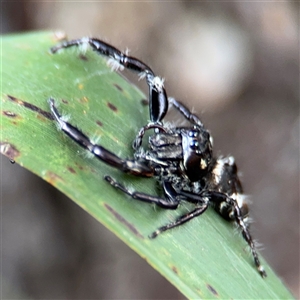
[141,99,149,106]
[75,163,84,170]
[90,167,98,174]
[107,102,118,112]
[7,95,53,120]
[96,120,103,127]
[113,83,123,92]
[104,203,144,239]
[62,99,69,104]
[207,284,218,297]
[79,54,88,61]
[0,142,20,160]
[171,266,178,274]
[68,166,76,174]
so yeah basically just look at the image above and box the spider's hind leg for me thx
[231,198,267,278]
[209,190,267,278]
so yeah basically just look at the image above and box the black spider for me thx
[49,37,266,278]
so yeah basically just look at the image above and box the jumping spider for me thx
[49,37,266,278]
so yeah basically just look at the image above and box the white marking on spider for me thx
[200,158,208,169]
[212,159,224,183]
[124,47,130,56]
[138,71,146,80]
[150,76,165,91]
[107,58,124,72]
[79,36,90,53]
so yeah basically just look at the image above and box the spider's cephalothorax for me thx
[49,37,266,278]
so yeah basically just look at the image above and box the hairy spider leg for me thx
[149,205,209,239]
[49,99,154,177]
[168,97,204,128]
[51,37,168,123]
[149,188,210,238]
[104,176,180,209]
[210,191,267,278]
[150,186,266,277]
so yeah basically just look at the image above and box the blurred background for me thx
[2,1,299,299]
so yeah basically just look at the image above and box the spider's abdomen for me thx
[210,156,249,221]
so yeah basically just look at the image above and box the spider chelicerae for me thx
[49,37,266,278]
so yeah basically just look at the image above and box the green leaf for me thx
[1,31,294,299]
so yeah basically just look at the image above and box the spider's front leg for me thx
[168,97,204,128]
[50,37,168,124]
[48,98,154,177]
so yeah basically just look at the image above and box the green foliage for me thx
[1,31,294,299]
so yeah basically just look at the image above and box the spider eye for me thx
[188,130,198,138]
[190,140,199,150]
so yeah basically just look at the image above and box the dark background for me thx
[2,1,299,299]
